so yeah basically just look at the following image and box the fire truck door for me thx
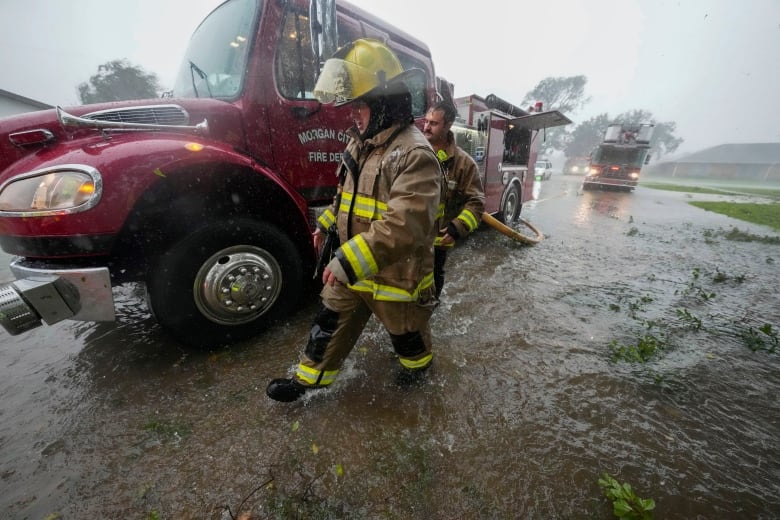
[266,2,353,204]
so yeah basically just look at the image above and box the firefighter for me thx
[423,100,485,299]
[266,39,442,402]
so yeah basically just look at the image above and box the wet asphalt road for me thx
[1,174,779,519]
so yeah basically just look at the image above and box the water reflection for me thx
[574,188,635,226]
[532,178,542,200]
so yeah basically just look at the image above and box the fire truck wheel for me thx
[146,219,302,349]
[500,184,521,224]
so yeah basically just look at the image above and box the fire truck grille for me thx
[604,167,627,179]
[84,105,190,126]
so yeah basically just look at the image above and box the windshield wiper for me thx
[189,60,213,99]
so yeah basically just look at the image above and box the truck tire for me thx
[499,184,521,224]
[146,219,303,349]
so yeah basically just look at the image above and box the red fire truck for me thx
[452,95,570,222]
[582,123,654,192]
[0,0,568,348]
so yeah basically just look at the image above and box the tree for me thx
[78,59,161,104]
[563,110,684,160]
[522,75,591,155]
[522,75,591,115]
[563,113,612,158]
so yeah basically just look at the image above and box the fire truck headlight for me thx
[628,172,640,180]
[0,165,102,215]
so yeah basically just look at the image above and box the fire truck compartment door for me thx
[510,110,572,131]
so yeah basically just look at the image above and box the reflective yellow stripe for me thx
[339,192,387,220]
[296,363,339,386]
[399,353,433,370]
[317,209,336,230]
[342,235,378,279]
[437,202,445,219]
[353,194,387,219]
[457,209,479,232]
[338,191,353,212]
[349,272,434,302]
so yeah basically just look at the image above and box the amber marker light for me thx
[79,182,96,195]
[185,142,205,152]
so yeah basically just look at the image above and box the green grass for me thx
[640,180,780,230]
[689,201,780,231]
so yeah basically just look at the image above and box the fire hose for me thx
[481,213,544,245]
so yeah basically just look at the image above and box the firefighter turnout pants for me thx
[293,282,436,388]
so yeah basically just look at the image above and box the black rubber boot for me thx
[266,378,307,402]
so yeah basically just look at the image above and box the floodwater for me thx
[1,175,779,519]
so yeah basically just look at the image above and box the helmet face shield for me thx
[313,58,378,104]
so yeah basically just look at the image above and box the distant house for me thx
[0,88,52,118]
[646,143,780,182]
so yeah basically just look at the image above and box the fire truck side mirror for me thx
[309,0,337,71]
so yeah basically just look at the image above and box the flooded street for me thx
[2,175,779,519]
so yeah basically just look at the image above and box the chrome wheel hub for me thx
[193,246,282,325]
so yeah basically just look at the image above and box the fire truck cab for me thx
[582,123,654,192]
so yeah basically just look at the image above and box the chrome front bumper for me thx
[583,176,638,188]
[0,258,115,335]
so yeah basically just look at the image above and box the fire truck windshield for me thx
[171,0,259,99]
[592,147,648,167]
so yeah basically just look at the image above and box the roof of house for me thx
[0,88,52,110]
[675,143,780,165]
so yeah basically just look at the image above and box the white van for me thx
[535,159,553,180]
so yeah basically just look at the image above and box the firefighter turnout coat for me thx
[435,130,485,248]
[295,122,443,387]
[318,123,442,300]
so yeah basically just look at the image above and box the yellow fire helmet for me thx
[313,38,423,105]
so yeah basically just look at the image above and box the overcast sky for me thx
[1,0,778,156]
